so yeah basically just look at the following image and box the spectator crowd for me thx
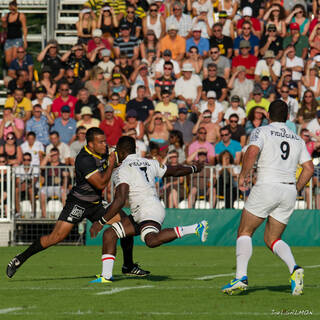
[1,0,320,212]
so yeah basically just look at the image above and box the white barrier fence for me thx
[0,165,315,223]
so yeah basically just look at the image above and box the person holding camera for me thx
[0,107,24,144]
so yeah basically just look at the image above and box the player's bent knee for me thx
[140,225,160,244]
[111,222,126,239]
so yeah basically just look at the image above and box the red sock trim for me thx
[175,227,181,238]
[271,238,281,252]
[102,257,115,261]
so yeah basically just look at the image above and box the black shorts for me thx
[58,194,107,224]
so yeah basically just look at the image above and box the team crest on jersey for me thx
[69,204,85,220]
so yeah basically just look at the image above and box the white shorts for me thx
[131,199,166,226]
[244,183,297,225]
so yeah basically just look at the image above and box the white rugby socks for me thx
[236,235,252,279]
[174,224,198,238]
[272,239,296,274]
[101,254,115,279]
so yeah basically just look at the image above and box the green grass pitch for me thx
[0,245,319,320]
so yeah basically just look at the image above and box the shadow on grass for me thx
[9,274,171,283]
[227,285,291,296]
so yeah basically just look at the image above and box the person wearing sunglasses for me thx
[285,4,309,37]
[0,132,23,166]
[188,126,215,165]
[15,152,39,217]
[236,6,261,39]
[37,40,65,83]
[224,95,246,126]
[142,3,165,39]
[7,46,33,82]
[259,24,283,61]
[283,22,308,60]
[51,82,78,119]
[0,107,24,144]
[215,126,242,165]
[225,113,246,147]
[119,4,142,38]
[234,20,259,57]
[61,44,91,82]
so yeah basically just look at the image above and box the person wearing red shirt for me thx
[236,7,261,39]
[51,82,78,118]
[231,40,258,80]
[87,29,111,61]
[99,105,124,146]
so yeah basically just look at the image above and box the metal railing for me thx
[0,165,315,222]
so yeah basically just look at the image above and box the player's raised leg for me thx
[264,216,304,296]
[6,221,74,278]
[222,209,264,294]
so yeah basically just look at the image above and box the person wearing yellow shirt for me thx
[246,86,270,116]
[4,88,32,122]
[155,90,179,122]
[109,92,126,121]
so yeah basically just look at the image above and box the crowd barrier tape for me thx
[86,209,320,246]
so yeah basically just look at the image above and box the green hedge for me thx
[86,209,320,246]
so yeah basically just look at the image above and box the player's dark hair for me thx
[117,136,136,154]
[27,131,36,138]
[86,127,105,143]
[50,131,59,137]
[269,100,288,122]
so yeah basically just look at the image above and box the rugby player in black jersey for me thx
[6,127,149,278]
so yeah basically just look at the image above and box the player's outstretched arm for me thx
[296,160,314,192]
[90,183,129,238]
[164,163,204,178]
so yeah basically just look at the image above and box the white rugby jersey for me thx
[248,122,311,184]
[112,154,167,211]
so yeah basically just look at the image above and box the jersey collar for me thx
[84,145,102,159]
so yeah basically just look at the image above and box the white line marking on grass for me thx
[0,307,24,314]
[194,273,235,280]
[305,264,320,269]
[96,285,154,295]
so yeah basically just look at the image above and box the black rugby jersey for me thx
[70,146,107,202]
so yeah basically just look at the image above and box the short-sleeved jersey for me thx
[69,146,107,202]
[249,122,311,184]
[112,154,167,212]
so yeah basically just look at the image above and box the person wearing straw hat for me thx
[77,106,101,130]
[254,50,281,84]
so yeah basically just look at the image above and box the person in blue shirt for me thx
[51,105,77,145]
[26,104,54,146]
[215,126,242,164]
[8,47,34,81]
[186,25,210,57]
[233,21,259,57]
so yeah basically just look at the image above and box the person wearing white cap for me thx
[76,7,96,45]
[97,48,115,80]
[174,63,202,113]
[236,6,262,39]
[191,8,214,39]
[186,25,210,57]
[165,2,192,38]
[199,91,224,125]
[87,28,111,60]
[159,23,186,62]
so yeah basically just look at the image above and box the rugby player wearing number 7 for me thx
[90,136,208,283]
[222,100,314,296]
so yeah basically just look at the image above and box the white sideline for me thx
[305,265,320,269]
[0,307,23,314]
[194,273,235,280]
[96,285,154,295]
